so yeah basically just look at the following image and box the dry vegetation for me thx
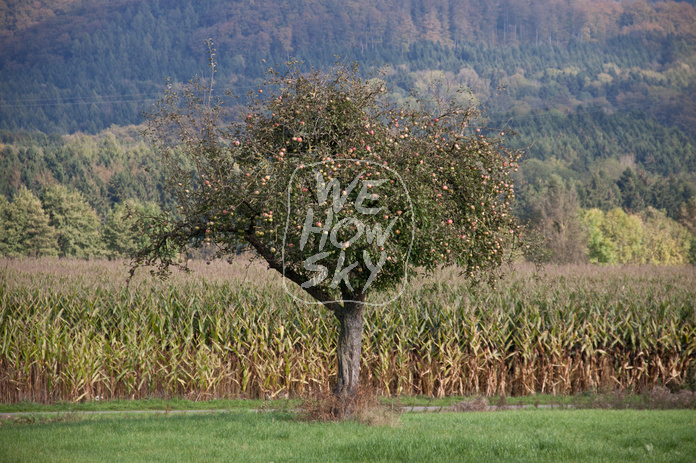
[1,258,694,403]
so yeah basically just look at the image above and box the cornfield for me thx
[1,258,695,403]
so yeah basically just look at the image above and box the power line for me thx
[0,82,265,109]
[0,77,686,145]
[1,91,669,124]
[1,96,680,151]
[484,98,675,129]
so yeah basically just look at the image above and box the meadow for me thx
[1,258,695,403]
[1,409,695,462]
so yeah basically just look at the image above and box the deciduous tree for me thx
[529,176,586,264]
[134,57,523,401]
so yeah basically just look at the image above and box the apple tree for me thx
[133,57,523,398]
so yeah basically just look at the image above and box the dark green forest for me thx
[1,0,696,263]
[3,0,696,134]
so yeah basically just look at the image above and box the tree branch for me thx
[244,223,343,314]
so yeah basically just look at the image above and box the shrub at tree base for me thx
[299,384,401,424]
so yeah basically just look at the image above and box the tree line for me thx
[1,170,693,264]
[517,174,696,264]
[1,124,694,264]
[0,184,158,259]
[0,127,169,259]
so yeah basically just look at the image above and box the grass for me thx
[1,409,695,462]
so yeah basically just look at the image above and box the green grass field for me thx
[1,409,695,462]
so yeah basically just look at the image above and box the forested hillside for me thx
[2,0,696,133]
[1,0,696,263]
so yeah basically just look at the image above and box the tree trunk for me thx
[334,294,365,397]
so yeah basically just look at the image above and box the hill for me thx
[1,0,696,263]
[1,0,695,134]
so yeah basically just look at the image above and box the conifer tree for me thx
[0,195,15,256]
[103,200,161,259]
[3,187,58,257]
[41,184,104,258]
